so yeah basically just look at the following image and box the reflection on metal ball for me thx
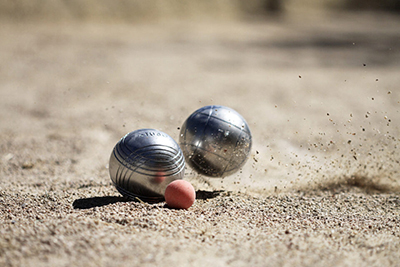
[179,105,252,178]
[109,129,185,202]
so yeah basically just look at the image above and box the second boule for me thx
[179,105,252,178]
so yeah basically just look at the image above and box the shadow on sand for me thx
[73,190,225,209]
[72,196,129,209]
[195,190,225,200]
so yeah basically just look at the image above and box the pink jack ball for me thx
[164,180,196,209]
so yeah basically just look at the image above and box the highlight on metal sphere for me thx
[179,105,252,178]
[109,129,185,202]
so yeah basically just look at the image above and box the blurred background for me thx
[1,0,399,194]
[1,0,400,22]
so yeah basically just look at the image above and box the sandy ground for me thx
[1,12,400,266]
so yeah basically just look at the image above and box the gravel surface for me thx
[1,12,400,267]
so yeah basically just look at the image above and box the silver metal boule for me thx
[179,105,252,178]
[109,129,185,202]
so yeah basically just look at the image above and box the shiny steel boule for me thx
[109,129,185,202]
[179,105,252,178]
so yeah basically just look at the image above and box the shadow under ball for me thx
[179,105,252,178]
[109,129,185,202]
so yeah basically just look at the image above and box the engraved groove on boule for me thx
[113,145,184,176]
